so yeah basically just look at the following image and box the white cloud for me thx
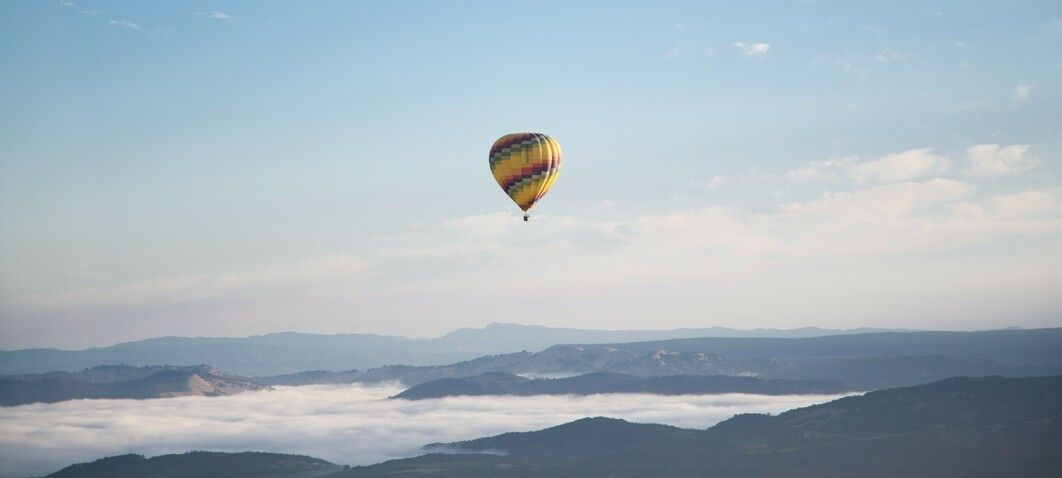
[108,19,141,30]
[14,167,1061,336]
[874,48,904,63]
[734,42,770,57]
[17,255,371,309]
[194,11,233,20]
[374,178,1059,299]
[968,144,1038,176]
[672,23,687,32]
[59,0,77,8]
[1015,84,1032,100]
[785,149,949,184]
[357,175,1061,334]
[985,191,1056,217]
[0,384,848,478]
[851,149,949,182]
[785,158,851,182]
[779,179,974,220]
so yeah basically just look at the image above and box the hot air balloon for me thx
[489,133,562,221]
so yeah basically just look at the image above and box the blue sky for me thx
[1,1,1060,348]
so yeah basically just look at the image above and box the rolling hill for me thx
[46,452,340,478]
[342,375,1062,477]
[0,364,265,406]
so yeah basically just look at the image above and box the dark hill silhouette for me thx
[46,451,339,478]
[340,375,1062,477]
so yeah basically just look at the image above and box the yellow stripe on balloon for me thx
[489,133,562,213]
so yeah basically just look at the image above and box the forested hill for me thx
[341,375,1062,477]
[47,452,340,478]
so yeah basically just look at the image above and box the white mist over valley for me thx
[0,383,850,477]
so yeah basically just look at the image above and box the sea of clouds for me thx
[0,383,851,477]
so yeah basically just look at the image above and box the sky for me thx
[0,382,848,477]
[1,1,1061,348]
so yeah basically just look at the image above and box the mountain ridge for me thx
[260,328,1062,390]
[7,328,1061,398]
[392,371,854,400]
[0,323,911,376]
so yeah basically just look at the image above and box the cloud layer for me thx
[2,141,1058,346]
[0,384,849,478]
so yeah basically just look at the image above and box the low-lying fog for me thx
[0,383,852,477]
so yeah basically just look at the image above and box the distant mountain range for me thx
[0,364,265,406]
[7,329,1060,405]
[48,376,1062,477]
[392,371,853,400]
[261,328,1062,390]
[0,323,906,376]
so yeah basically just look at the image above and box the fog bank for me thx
[0,383,851,477]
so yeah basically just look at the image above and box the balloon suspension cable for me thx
[523,213,530,222]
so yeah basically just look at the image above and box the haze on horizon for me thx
[2,1,1061,349]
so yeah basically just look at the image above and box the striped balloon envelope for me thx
[488,133,563,221]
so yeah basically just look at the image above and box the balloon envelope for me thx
[489,133,562,212]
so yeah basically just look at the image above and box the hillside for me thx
[341,375,1062,477]
[46,452,340,478]
[0,365,265,406]
[393,371,852,400]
